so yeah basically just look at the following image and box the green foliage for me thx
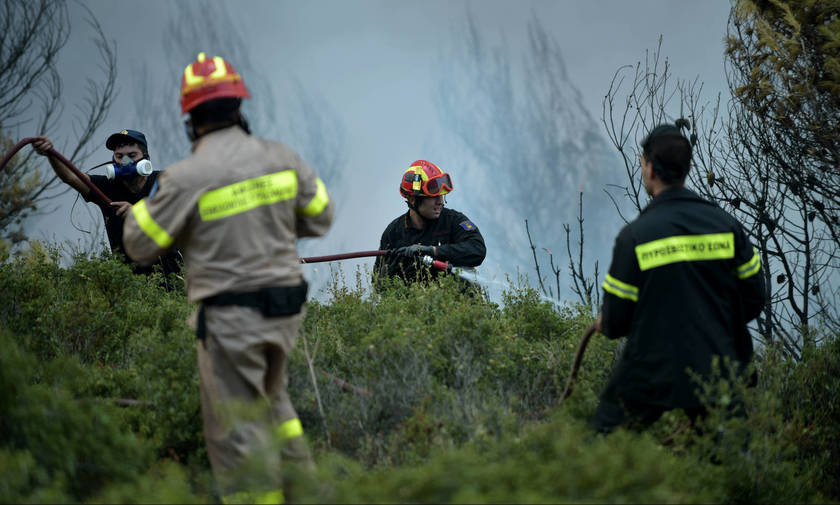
[0,329,151,502]
[758,337,840,497]
[673,357,826,503]
[0,245,838,503]
[315,414,708,504]
[293,273,610,466]
[730,0,840,123]
[0,243,209,503]
[727,0,840,273]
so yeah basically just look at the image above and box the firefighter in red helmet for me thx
[122,52,333,503]
[373,159,486,284]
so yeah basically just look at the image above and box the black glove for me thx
[392,244,435,258]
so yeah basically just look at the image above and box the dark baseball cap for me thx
[105,129,148,151]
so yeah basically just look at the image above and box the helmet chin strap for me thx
[407,196,438,224]
[407,198,420,213]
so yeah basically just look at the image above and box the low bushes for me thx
[0,243,837,503]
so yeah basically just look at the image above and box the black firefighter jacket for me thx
[373,207,486,283]
[600,186,767,409]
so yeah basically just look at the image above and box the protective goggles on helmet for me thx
[407,172,453,197]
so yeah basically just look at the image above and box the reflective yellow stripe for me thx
[198,171,297,221]
[210,56,227,78]
[737,247,761,279]
[602,273,639,302]
[223,489,284,504]
[276,418,304,441]
[182,53,239,94]
[131,200,174,249]
[635,233,735,271]
[297,178,329,217]
[183,62,203,86]
[255,490,284,505]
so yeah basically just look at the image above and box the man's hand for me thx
[111,201,133,218]
[393,244,435,258]
[594,312,603,334]
[31,136,53,156]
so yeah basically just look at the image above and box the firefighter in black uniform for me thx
[374,159,486,284]
[592,124,767,434]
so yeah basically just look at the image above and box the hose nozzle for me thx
[421,255,451,272]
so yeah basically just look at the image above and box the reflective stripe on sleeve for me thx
[131,199,174,249]
[602,273,639,302]
[635,232,735,271]
[737,247,761,279]
[297,177,329,217]
[276,417,304,441]
[198,171,298,222]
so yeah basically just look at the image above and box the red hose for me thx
[300,250,389,263]
[0,137,112,205]
[559,322,597,405]
[299,251,454,274]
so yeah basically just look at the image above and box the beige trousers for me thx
[195,304,311,498]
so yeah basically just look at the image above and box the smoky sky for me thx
[24,0,732,300]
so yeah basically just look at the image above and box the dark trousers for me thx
[590,394,708,434]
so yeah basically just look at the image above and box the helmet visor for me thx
[423,173,453,196]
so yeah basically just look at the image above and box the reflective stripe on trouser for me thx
[196,304,312,497]
[222,489,284,504]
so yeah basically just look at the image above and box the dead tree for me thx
[0,0,117,249]
[602,37,839,359]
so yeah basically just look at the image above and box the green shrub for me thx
[0,329,153,502]
[310,412,708,504]
[0,244,208,502]
[1,243,837,503]
[291,273,610,466]
[755,334,840,499]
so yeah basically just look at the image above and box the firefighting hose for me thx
[299,250,389,263]
[557,324,694,442]
[299,251,470,278]
[0,137,112,206]
[558,322,597,407]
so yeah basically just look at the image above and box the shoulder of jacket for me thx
[155,156,206,190]
[253,136,300,158]
[684,194,742,228]
[383,213,407,232]
[615,220,638,244]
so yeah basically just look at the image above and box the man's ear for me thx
[641,156,656,181]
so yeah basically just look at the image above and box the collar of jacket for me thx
[191,124,245,153]
[640,185,705,215]
[404,209,442,230]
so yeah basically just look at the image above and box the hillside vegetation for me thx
[0,243,837,503]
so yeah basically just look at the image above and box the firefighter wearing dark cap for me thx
[374,160,486,284]
[122,52,333,504]
[591,123,767,434]
[32,130,181,278]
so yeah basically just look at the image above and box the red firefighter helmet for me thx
[180,52,250,115]
[399,160,453,198]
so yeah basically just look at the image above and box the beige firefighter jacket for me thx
[122,126,334,302]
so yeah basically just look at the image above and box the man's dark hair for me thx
[112,141,149,157]
[189,97,242,127]
[640,124,692,184]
